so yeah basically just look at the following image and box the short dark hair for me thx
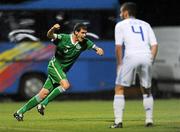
[121,2,137,17]
[73,23,87,33]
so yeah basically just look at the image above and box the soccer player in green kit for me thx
[13,23,104,121]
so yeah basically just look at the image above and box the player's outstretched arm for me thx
[47,24,60,39]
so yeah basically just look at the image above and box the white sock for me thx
[143,94,154,123]
[113,95,125,124]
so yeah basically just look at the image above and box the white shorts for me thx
[115,54,152,88]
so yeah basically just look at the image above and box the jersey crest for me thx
[76,44,81,50]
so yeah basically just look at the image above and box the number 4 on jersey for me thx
[131,26,144,41]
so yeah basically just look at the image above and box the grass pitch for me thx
[0,99,180,132]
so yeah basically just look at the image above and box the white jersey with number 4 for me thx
[115,18,157,56]
[115,18,158,88]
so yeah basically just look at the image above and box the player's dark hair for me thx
[121,2,137,17]
[73,23,87,33]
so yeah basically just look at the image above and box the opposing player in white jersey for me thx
[110,2,158,128]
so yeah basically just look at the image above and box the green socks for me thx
[16,86,65,114]
[17,95,42,114]
[40,86,65,106]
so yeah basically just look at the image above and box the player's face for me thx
[120,7,128,19]
[76,29,87,42]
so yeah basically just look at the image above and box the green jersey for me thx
[52,33,94,72]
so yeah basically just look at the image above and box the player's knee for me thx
[38,88,49,99]
[115,85,124,95]
[61,83,70,89]
[141,87,151,95]
[42,92,49,99]
[60,80,70,89]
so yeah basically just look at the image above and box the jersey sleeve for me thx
[115,23,123,46]
[86,39,94,50]
[52,34,63,45]
[148,24,158,46]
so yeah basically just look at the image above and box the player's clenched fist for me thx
[52,24,60,30]
[96,48,104,56]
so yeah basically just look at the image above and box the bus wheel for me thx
[19,73,46,100]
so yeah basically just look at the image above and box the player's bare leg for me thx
[110,85,125,128]
[141,87,154,127]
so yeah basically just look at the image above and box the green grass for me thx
[0,99,180,132]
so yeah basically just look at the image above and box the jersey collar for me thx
[70,34,78,45]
